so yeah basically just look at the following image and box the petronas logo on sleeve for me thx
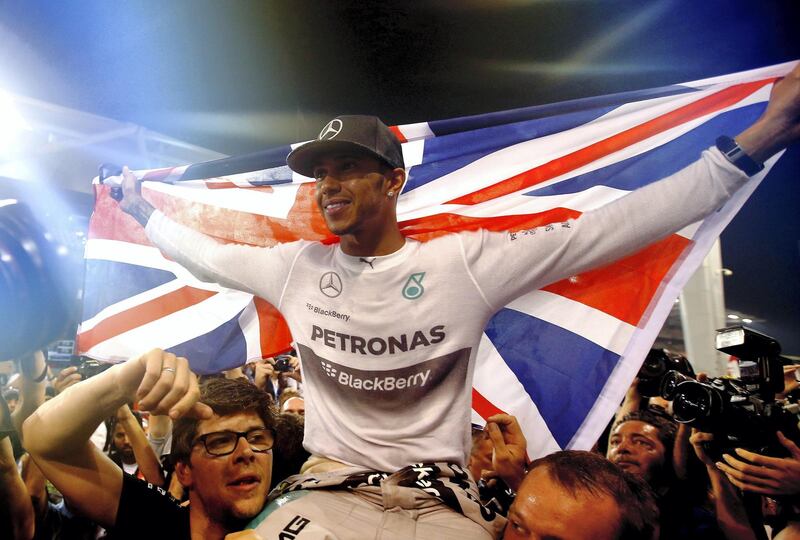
[402,272,426,300]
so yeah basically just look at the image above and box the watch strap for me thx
[716,135,764,177]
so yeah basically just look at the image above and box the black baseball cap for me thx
[286,115,405,178]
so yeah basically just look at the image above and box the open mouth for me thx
[324,200,350,215]
[228,475,260,490]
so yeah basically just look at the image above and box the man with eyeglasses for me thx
[23,349,277,540]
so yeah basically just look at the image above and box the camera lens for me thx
[672,381,722,426]
[660,370,693,400]
[0,200,82,360]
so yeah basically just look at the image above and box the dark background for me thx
[1,0,798,353]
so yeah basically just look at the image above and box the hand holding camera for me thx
[716,431,800,497]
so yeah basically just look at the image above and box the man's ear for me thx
[388,167,406,196]
[174,459,193,489]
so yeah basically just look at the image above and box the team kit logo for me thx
[319,272,343,298]
[403,272,425,300]
[318,119,343,140]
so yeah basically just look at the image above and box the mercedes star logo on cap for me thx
[318,119,343,141]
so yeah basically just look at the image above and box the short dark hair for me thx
[526,450,659,540]
[613,410,677,475]
[171,378,275,464]
[614,410,676,448]
[2,388,19,401]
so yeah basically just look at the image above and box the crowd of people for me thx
[2,61,799,540]
[3,346,800,539]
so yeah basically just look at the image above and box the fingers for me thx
[486,422,508,456]
[54,366,82,393]
[136,350,178,408]
[121,166,140,195]
[733,447,782,468]
[777,431,800,459]
[168,374,210,420]
[719,453,779,483]
[133,350,203,419]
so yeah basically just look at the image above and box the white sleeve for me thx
[145,211,306,307]
[462,147,749,310]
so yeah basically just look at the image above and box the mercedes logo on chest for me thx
[319,271,343,298]
[318,119,343,140]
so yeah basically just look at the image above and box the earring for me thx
[387,191,394,197]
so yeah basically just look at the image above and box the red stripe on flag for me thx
[472,388,507,420]
[448,78,776,205]
[77,286,217,351]
[542,233,692,326]
[253,297,294,358]
[400,208,581,242]
[88,185,154,246]
[204,181,239,189]
[389,125,408,143]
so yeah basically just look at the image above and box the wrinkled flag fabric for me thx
[79,61,794,457]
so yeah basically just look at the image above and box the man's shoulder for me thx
[114,474,189,538]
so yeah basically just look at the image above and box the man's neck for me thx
[189,507,230,540]
[339,228,405,257]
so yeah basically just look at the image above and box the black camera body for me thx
[666,326,799,460]
[637,348,695,397]
[274,355,294,373]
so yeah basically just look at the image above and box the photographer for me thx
[0,350,47,540]
[253,355,301,406]
[690,429,761,540]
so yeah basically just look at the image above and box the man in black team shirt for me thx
[23,350,276,540]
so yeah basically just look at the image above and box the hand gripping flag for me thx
[79,61,795,458]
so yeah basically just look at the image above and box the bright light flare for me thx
[0,90,31,153]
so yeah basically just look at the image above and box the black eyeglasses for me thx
[192,428,275,456]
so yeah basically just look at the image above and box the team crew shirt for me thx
[146,148,748,473]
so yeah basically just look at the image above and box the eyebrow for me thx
[196,423,267,437]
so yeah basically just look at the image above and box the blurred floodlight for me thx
[0,90,31,152]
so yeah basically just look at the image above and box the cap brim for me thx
[286,139,389,178]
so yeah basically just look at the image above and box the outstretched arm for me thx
[22,350,211,528]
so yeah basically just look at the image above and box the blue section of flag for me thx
[405,105,618,193]
[426,84,696,136]
[526,103,767,197]
[82,260,176,321]
[166,308,247,374]
[484,308,620,448]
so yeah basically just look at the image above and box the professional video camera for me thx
[665,326,800,460]
[0,198,87,429]
[637,348,695,397]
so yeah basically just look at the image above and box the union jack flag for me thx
[78,61,795,458]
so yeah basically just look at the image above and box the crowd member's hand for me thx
[614,377,642,425]
[689,429,717,467]
[777,365,799,400]
[53,366,82,394]
[284,355,302,384]
[114,349,212,420]
[716,431,800,496]
[253,359,275,390]
[485,413,528,491]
